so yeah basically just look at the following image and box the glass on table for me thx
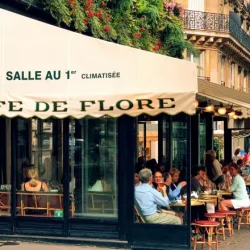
[158,178,165,188]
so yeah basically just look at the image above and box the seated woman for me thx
[191,165,215,213]
[21,166,49,215]
[220,163,250,211]
[21,166,49,192]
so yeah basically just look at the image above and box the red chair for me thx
[216,210,236,236]
[235,207,250,230]
[193,220,219,250]
[205,213,226,240]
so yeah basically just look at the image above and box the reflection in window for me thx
[69,117,118,218]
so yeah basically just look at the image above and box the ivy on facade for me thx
[29,0,196,58]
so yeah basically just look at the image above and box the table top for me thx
[170,200,205,207]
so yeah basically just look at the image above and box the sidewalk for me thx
[0,228,250,250]
[0,242,125,250]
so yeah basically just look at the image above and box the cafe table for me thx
[170,199,205,207]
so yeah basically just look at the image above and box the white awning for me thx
[0,9,197,119]
[198,79,250,119]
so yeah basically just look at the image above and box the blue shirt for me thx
[135,183,169,216]
[168,185,182,201]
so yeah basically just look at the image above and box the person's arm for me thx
[229,176,238,192]
[169,185,182,198]
[42,182,49,192]
[152,186,169,207]
[21,183,24,191]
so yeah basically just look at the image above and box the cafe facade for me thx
[11,2,250,249]
[0,5,198,250]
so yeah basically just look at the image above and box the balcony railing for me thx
[229,17,250,52]
[184,10,250,51]
[184,10,229,32]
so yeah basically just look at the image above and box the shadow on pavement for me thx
[0,242,19,246]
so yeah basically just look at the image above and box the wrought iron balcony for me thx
[184,10,229,32]
[229,15,250,52]
[184,9,250,51]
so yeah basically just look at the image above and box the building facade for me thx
[181,0,250,162]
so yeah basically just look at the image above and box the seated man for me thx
[135,168,182,225]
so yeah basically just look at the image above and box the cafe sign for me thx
[0,9,197,119]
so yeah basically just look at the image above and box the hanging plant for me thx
[26,0,195,58]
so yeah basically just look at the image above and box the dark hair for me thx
[220,159,231,167]
[191,165,206,177]
[234,148,240,156]
[154,170,163,176]
[156,163,165,170]
[237,159,243,165]
[229,163,239,171]
[163,172,170,182]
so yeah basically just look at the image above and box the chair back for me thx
[86,192,115,214]
[134,199,147,223]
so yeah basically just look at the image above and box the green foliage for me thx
[27,0,195,59]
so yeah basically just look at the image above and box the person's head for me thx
[228,163,239,177]
[21,160,32,179]
[163,173,172,186]
[26,166,38,187]
[134,172,140,185]
[234,148,241,156]
[191,165,206,179]
[137,156,146,165]
[206,150,216,161]
[222,165,229,174]
[139,168,152,184]
[169,168,180,183]
[154,171,163,184]
[220,159,230,174]
[157,163,166,173]
[237,159,244,168]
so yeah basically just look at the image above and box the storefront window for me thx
[134,115,187,225]
[69,117,118,218]
[0,118,11,216]
[200,118,206,164]
[16,118,64,218]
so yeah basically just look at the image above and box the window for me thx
[69,117,118,218]
[187,51,205,77]
[16,118,64,218]
[0,118,11,216]
[230,62,235,89]
[220,56,225,84]
[238,66,242,91]
[243,70,248,92]
[134,115,188,226]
